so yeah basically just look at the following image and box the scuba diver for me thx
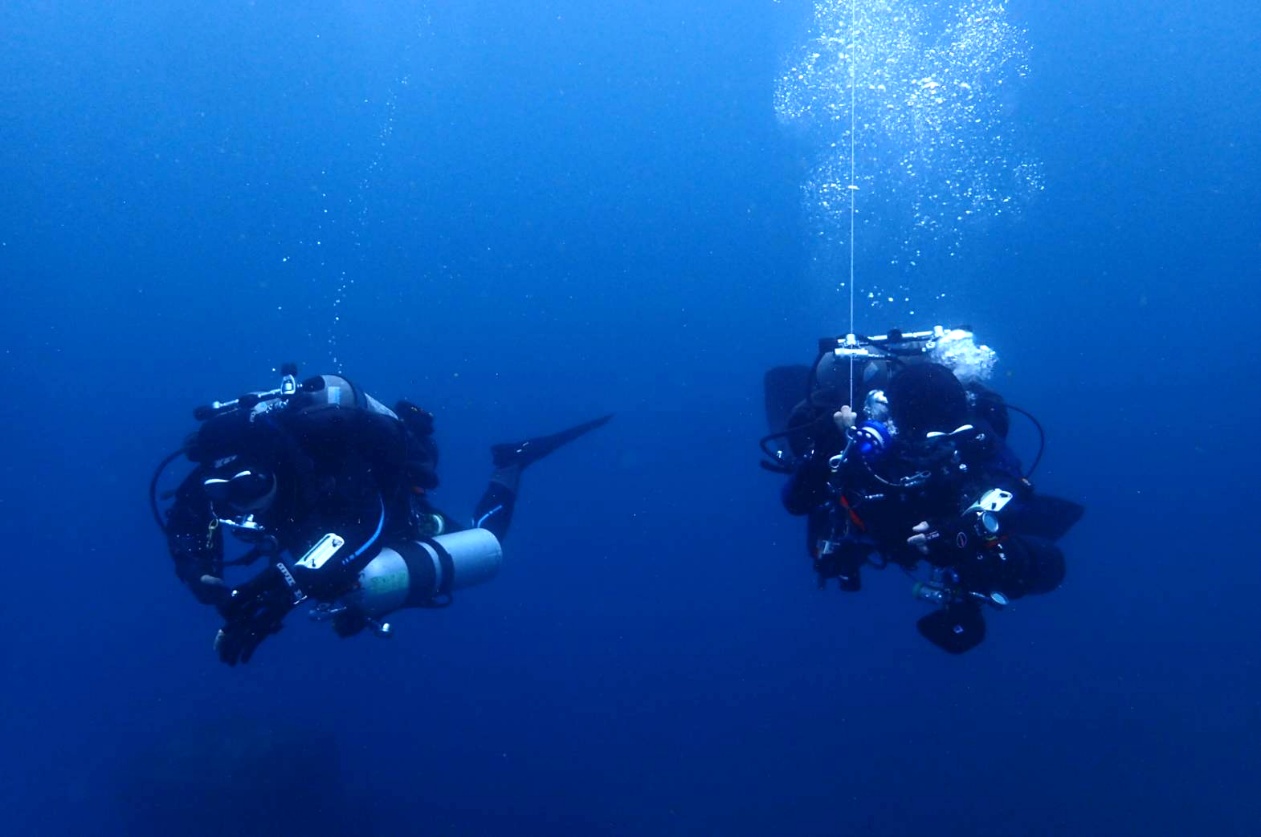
[761,327,1083,654]
[151,365,612,666]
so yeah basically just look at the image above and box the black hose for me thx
[149,448,188,534]
[1005,403,1046,479]
[758,430,798,472]
[758,409,836,472]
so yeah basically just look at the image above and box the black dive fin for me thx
[492,414,613,469]
[917,603,987,654]
[1006,494,1085,542]
[764,365,811,434]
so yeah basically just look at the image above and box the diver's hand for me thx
[214,565,299,666]
[833,406,858,432]
[909,519,1001,582]
[190,574,229,607]
[214,609,287,666]
[908,520,938,555]
[908,519,983,563]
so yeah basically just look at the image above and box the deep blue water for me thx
[2,1,1259,835]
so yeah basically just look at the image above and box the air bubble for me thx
[775,0,1041,308]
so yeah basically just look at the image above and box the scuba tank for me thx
[344,528,503,617]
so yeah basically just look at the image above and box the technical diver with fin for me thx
[151,364,612,665]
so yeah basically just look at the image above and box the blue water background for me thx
[1,1,1259,834]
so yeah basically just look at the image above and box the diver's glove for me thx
[908,519,1019,598]
[907,489,1013,566]
[214,563,304,666]
[190,574,231,608]
[908,518,987,563]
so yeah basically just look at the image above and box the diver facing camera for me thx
[762,325,1083,654]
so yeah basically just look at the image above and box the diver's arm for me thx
[396,399,440,491]
[781,405,859,516]
[781,454,833,516]
[907,507,1065,600]
[281,464,392,601]
[353,409,413,482]
[165,470,228,605]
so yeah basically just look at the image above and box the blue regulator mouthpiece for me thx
[854,420,892,464]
